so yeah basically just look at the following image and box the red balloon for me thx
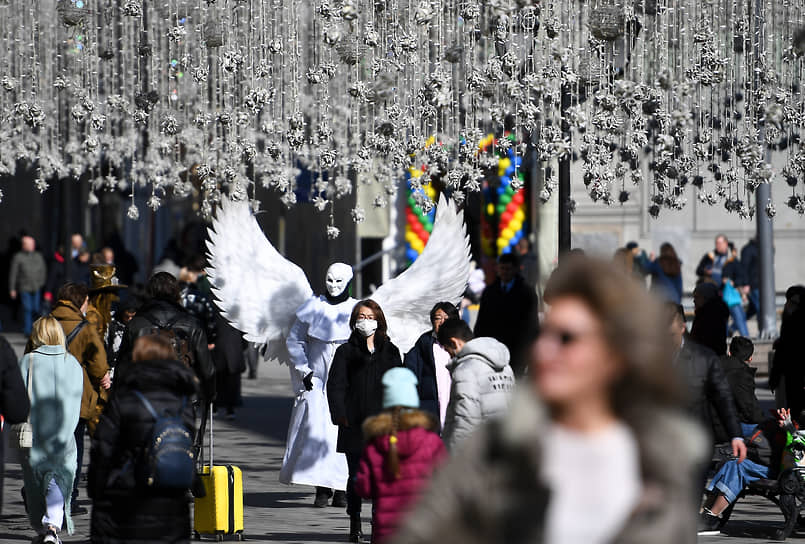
[421,232,430,244]
[501,211,513,223]
[512,191,524,205]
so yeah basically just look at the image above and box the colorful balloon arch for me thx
[404,168,437,264]
[479,135,527,257]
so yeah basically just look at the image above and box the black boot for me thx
[332,490,347,507]
[314,487,332,508]
[349,514,364,543]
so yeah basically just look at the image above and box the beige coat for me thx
[392,388,708,544]
[51,301,109,434]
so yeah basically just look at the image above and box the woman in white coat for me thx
[280,263,354,507]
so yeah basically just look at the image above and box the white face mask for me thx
[325,263,353,297]
[355,319,378,337]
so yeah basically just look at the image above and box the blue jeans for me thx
[740,423,758,437]
[707,458,768,503]
[20,290,40,336]
[728,304,750,337]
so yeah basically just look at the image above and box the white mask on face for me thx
[325,263,353,298]
[355,319,378,337]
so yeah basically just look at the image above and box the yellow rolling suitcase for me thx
[193,406,244,541]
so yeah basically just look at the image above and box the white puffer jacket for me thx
[442,337,515,451]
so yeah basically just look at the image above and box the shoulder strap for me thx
[132,390,159,420]
[65,319,89,347]
[133,390,187,420]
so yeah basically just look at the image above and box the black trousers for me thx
[72,418,87,501]
[345,451,362,517]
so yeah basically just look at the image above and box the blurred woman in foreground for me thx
[392,256,707,544]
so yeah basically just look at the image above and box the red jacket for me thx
[356,409,446,543]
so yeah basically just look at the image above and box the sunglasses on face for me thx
[538,326,596,346]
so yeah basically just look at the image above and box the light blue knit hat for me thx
[382,367,420,409]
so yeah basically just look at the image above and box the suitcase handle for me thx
[209,402,214,467]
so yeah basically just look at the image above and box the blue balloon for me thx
[506,166,515,176]
[406,248,420,262]
[501,246,511,255]
[511,231,523,244]
[497,186,506,195]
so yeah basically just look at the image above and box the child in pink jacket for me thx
[356,367,446,543]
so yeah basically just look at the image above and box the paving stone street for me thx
[0,332,800,543]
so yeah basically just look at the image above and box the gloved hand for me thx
[303,372,314,391]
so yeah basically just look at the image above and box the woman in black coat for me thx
[327,299,402,543]
[88,334,198,544]
[403,302,459,427]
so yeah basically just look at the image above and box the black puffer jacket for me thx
[118,299,215,402]
[675,338,741,442]
[88,358,197,544]
[328,332,403,454]
[711,357,764,441]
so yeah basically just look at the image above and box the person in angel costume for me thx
[205,195,471,513]
[283,262,356,507]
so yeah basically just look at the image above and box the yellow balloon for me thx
[514,209,526,222]
[486,203,495,215]
[498,158,511,177]
[497,239,508,249]
[501,228,514,240]
[509,220,522,233]
[410,168,423,179]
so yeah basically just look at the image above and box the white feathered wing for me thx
[206,198,313,358]
[372,194,472,354]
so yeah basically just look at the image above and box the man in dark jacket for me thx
[117,272,215,405]
[8,235,47,337]
[710,337,764,442]
[667,303,746,463]
[473,253,538,377]
[770,285,805,417]
[0,335,31,515]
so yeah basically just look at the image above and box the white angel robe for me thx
[279,295,355,489]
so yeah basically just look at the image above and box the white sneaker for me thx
[43,528,61,544]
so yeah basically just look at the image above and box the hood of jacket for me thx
[452,337,510,371]
[116,358,199,396]
[137,299,188,325]
[363,409,439,457]
[51,300,84,324]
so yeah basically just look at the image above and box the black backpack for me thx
[138,315,194,368]
[132,390,195,490]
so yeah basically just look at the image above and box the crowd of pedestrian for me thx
[1,226,804,544]
[1,229,257,543]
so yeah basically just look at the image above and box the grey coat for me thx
[442,337,514,451]
[392,389,708,544]
[8,251,47,293]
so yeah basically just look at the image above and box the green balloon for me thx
[425,222,433,233]
[500,194,512,205]
[496,204,506,214]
